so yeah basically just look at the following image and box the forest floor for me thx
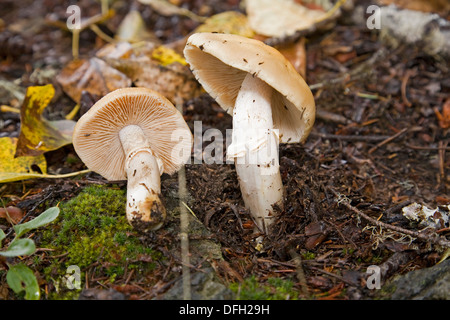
[0,0,449,300]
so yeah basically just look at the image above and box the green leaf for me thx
[13,206,60,238]
[6,263,40,300]
[0,239,36,257]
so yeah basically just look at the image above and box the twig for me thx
[89,24,115,43]
[438,140,448,178]
[65,104,80,120]
[401,69,416,107]
[307,266,355,287]
[316,108,350,124]
[404,143,450,151]
[377,251,416,279]
[385,199,413,216]
[288,248,309,297]
[5,169,91,180]
[328,187,450,249]
[310,132,391,142]
[0,105,20,113]
[325,219,357,249]
[177,103,191,300]
[72,28,80,60]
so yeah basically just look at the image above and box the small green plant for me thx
[0,206,59,300]
[302,251,316,260]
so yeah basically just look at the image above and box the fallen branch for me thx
[310,131,391,142]
[177,103,191,300]
[327,187,450,249]
[288,248,309,297]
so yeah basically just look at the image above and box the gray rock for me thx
[161,268,234,300]
[159,182,232,300]
[78,288,125,300]
[381,259,450,300]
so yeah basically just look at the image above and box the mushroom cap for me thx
[73,87,192,181]
[184,32,315,144]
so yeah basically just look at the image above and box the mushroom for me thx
[72,87,193,232]
[184,32,315,233]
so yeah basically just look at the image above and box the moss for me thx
[302,251,316,260]
[230,276,299,300]
[37,185,162,299]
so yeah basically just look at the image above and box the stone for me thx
[380,259,450,299]
[161,268,234,300]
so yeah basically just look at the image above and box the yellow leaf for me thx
[151,46,187,66]
[0,137,47,183]
[194,11,255,38]
[15,84,76,157]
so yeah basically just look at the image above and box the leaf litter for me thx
[0,0,449,300]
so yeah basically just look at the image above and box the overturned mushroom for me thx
[184,33,315,233]
[72,87,192,232]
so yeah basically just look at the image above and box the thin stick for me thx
[438,140,447,178]
[328,187,450,248]
[177,103,191,300]
[0,105,20,113]
[100,0,109,16]
[6,169,91,180]
[401,69,415,107]
[65,104,80,120]
[89,24,115,43]
[404,143,450,151]
[310,132,391,142]
[288,248,309,297]
[72,29,80,60]
[368,128,408,154]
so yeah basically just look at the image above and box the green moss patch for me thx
[230,276,299,300]
[37,185,162,298]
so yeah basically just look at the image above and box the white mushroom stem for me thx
[227,73,283,233]
[119,125,166,231]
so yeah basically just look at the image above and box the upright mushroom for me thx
[72,87,192,232]
[184,33,315,233]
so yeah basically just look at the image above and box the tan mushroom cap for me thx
[73,87,192,181]
[184,32,315,144]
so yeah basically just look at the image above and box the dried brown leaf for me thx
[377,0,450,15]
[56,57,132,103]
[0,206,24,224]
[96,42,201,104]
[276,38,307,78]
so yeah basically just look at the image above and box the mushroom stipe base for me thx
[120,126,166,231]
[128,192,166,232]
